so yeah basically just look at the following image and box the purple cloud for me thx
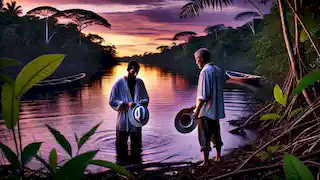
[28,0,166,5]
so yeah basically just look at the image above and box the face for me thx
[194,53,204,69]
[127,66,139,78]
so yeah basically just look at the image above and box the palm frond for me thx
[300,15,320,43]
[180,0,234,19]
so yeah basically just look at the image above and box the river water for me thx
[0,62,259,170]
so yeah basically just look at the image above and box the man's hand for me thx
[122,102,136,109]
[189,105,196,111]
[192,110,200,119]
[128,102,136,108]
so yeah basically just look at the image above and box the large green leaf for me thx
[0,58,21,68]
[89,160,131,177]
[46,124,72,157]
[292,70,320,98]
[49,148,57,174]
[21,142,42,167]
[0,143,20,169]
[283,152,314,180]
[1,83,20,129]
[273,84,286,107]
[260,113,282,121]
[54,150,98,180]
[14,54,65,97]
[78,121,103,150]
[0,73,14,84]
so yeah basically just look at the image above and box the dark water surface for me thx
[0,62,260,171]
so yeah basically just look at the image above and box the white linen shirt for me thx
[196,63,225,120]
[109,77,149,132]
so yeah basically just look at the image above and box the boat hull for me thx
[226,70,262,85]
[26,73,87,95]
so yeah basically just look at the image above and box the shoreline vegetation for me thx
[0,5,118,87]
[0,0,320,180]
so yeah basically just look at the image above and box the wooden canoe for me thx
[226,70,262,84]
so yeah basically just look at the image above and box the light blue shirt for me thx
[196,63,225,120]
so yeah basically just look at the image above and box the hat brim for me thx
[174,108,198,134]
[128,105,149,128]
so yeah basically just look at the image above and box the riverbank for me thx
[84,97,320,180]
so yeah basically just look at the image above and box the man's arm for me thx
[193,99,206,119]
[138,79,149,106]
[193,71,210,118]
[109,81,127,111]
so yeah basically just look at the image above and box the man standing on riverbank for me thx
[109,61,149,165]
[191,48,225,165]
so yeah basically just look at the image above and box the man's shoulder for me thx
[113,77,125,86]
[204,64,220,73]
[136,77,145,83]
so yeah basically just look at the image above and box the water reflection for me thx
[0,62,260,171]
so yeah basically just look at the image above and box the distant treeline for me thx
[121,5,320,85]
[0,10,117,80]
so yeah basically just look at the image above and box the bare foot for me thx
[214,156,222,162]
[199,161,211,167]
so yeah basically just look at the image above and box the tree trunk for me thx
[294,0,302,79]
[278,0,313,107]
[277,0,298,81]
[248,20,255,34]
[45,17,48,43]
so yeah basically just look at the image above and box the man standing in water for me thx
[191,48,225,165]
[109,61,149,165]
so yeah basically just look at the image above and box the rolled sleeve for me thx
[109,99,124,111]
[109,82,125,111]
[138,79,150,106]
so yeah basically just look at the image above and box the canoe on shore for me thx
[34,72,86,87]
[27,72,86,94]
[226,70,262,84]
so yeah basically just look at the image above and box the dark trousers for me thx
[115,129,142,166]
[198,117,223,152]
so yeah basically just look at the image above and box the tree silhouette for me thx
[51,9,111,44]
[172,31,197,50]
[156,45,169,52]
[86,33,105,45]
[204,24,226,39]
[2,1,22,16]
[234,11,261,34]
[26,6,60,44]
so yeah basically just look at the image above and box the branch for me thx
[284,0,320,58]
[123,161,203,170]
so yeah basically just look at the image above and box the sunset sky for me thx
[5,0,273,57]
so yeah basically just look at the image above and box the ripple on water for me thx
[93,129,175,161]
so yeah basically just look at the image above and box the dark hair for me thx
[127,61,140,70]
